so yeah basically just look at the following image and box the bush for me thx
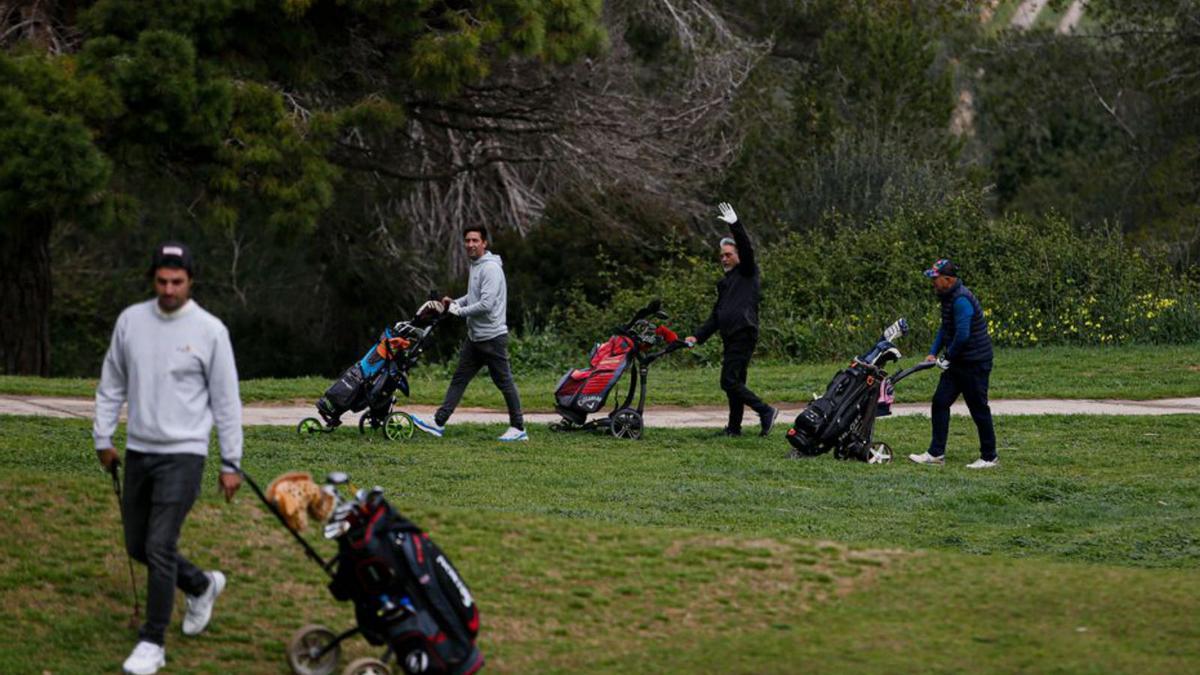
[530,196,1199,367]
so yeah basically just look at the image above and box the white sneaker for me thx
[182,570,225,636]
[123,641,165,675]
[412,415,445,437]
[966,458,1000,469]
[908,452,945,465]
[497,427,528,442]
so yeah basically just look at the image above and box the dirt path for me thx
[4,395,1198,429]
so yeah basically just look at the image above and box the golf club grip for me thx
[221,461,334,576]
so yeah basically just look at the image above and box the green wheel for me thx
[384,412,415,441]
[297,417,325,435]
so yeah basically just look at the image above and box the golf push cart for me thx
[297,303,444,441]
[786,318,938,463]
[550,299,689,440]
[231,464,483,675]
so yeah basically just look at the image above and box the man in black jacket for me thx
[686,202,780,436]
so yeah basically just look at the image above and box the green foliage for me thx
[549,197,1200,363]
[79,31,232,148]
[719,0,970,237]
[0,55,114,225]
[794,4,957,151]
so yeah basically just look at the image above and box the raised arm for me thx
[718,202,756,274]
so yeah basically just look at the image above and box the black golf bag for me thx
[787,318,935,463]
[787,361,890,461]
[328,491,483,675]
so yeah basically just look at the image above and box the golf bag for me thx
[787,318,935,463]
[788,361,889,461]
[316,305,441,428]
[553,335,636,425]
[327,491,482,675]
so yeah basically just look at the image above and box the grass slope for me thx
[2,344,1198,408]
[0,415,1198,672]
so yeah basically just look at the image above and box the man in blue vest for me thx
[909,259,998,469]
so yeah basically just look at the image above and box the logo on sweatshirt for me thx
[177,344,193,353]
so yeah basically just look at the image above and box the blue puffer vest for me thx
[939,281,993,363]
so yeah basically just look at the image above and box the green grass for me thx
[2,344,1198,409]
[1,414,1198,672]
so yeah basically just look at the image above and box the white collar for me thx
[153,299,196,320]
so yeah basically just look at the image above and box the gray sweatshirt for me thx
[455,251,508,342]
[93,299,243,472]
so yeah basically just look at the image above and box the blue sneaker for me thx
[411,415,444,438]
[498,427,528,442]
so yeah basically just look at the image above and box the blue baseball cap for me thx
[923,258,959,278]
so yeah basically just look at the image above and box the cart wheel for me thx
[359,413,385,435]
[610,408,643,440]
[384,412,415,441]
[342,657,391,675]
[868,442,893,465]
[297,418,325,436]
[286,624,341,675]
[399,647,432,674]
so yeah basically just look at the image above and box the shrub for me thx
[522,196,1200,367]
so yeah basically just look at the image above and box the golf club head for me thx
[882,318,908,343]
[631,298,663,323]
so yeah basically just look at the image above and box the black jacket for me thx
[694,220,761,343]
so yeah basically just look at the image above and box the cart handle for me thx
[223,461,336,577]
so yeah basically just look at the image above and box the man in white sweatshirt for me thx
[93,243,244,675]
[412,225,527,441]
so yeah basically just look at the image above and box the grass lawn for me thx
[1,414,1198,672]
[1,344,1198,410]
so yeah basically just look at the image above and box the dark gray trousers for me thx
[435,334,524,429]
[123,450,210,645]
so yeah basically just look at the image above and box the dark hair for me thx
[463,225,489,242]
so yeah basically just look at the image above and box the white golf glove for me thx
[716,202,738,225]
[935,355,951,370]
[447,301,463,316]
[418,300,444,315]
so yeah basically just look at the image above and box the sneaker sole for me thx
[908,457,945,466]
[413,421,444,437]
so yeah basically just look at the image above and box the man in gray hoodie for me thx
[94,243,243,675]
[413,225,527,441]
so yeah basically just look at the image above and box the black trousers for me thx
[929,360,997,461]
[720,329,771,431]
[436,334,524,429]
[123,450,211,646]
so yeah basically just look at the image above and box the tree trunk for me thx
[0,221,52,375]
